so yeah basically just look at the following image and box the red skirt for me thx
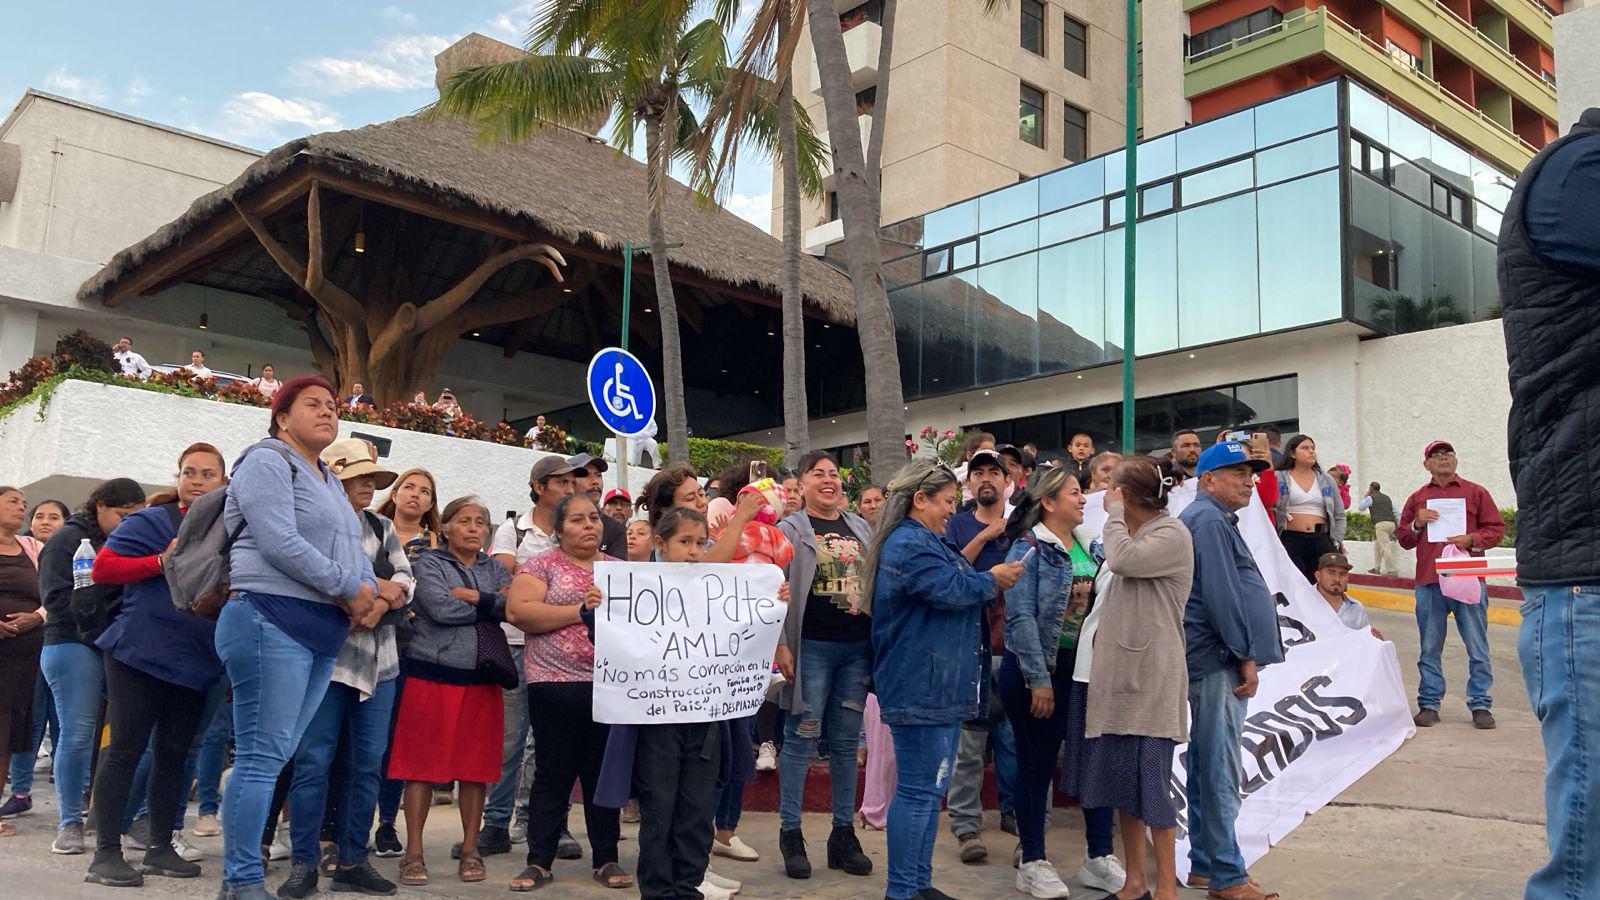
[386,677,503,784]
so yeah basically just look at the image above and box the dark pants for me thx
[998,649,1114,864]
[525,682,618,870]
[635,723,720,899]
[91,655,208,856]
[1279,528,1334,582]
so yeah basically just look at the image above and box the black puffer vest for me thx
[1498,110,1600,586]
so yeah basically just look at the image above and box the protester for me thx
[1087,451,1122,493]
[80,445,225,885]
[996,444,1033,493]
[1271,435,1345,581]
[249,365,282,399]
[1062,432,1095,486]
[943,448,1018,864]
[26,499,68,542]
[1179,441,1283,900]
[954,432,996,495]
[0,487,43,840]
[38,477,145,855]
[377,468,443,561]
[641,464,757,564]
[389,496,510,887]
[855,484,886,525]
[1081,457,1194,900]
[1311,553,1382,639]
[183,351,212,379]
[1358,483,1399,575]
[773,452,875,879]
[1328,464,1352,510]
[570,453,627,558]
[997,466,1124,899]
[273,439,410,897]
[625,519,653,562]
[1,499,62,821]
[602,489,632,523]
[862,459,1020,900]
[410,391,428,408]
[214,376,379,898]
[1396,441,1504,730]
[523,414,547,441]
[435,390,462,419]
[856,693,894,832]
[505,493,631,891]
[1168,430,1202,479]
[778,471,802,517]
[1260,424,1284,466]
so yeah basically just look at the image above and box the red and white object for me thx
[1435,551,1517,580]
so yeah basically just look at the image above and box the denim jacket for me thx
[869,518,999,726]
[1003,524,1103,689]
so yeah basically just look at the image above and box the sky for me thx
[1,1,778,232]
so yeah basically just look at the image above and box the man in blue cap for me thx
[1178,441,1284,900]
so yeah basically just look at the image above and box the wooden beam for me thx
[499,264,595,358]
[306,181,326,297]
[727,295,755,318]
[232,199,367,327]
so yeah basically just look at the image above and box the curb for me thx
[1346,586,1522,627]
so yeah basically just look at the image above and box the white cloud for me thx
[381,5,417,26]
[486,2,536,44]
[287,33,452,95]
[41,66,108,103]
[722,191,774,233]
[213,91,340,143]
[122,75,152,105]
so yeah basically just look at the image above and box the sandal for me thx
[1207,883,1279,900]
[0,822,14,838]
[510,865,553,892]
[593,861,634,889]
[459,853,487,882]
[399,856,428,886]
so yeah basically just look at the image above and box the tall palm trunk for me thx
[644,105,691,464]
[805,0,906,468]
[777,5,809,468]
[864,0,895,202]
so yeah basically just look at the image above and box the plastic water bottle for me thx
[72,538,95,589]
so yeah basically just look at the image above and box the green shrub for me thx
[664,438,784,475]
[1345,511,1374,542]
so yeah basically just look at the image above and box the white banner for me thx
[591,561,788,725]
[1083,481,1414,875]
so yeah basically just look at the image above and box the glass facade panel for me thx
[1103,218,1180,358]
[1141,181,1175,216]
[1175,108,1254,170]
[1178,192,1259,346]
[1037,235,1107,373]
[1040,155,1104,212]
[1255,130,1338,185]
[1257,172,1341,331]
[1387,106,1434,165]
[1254,82,1336,147]
[976,255,1039,383]
[952,240,978,270]
[1181,158,1253,204]
[1102,149,1126,194]
[1348,82,1389,144]
[1038,201,1101,246]
[981,218,1038,263]
[980,180,1039,230]
[923,200,978,247]
[1138,133,1177,184]
[1428,132,1473,191]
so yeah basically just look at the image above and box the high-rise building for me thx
[1182,0,1559,174]
[776,0,1188,252]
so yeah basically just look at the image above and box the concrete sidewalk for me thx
[0,608,1547,899]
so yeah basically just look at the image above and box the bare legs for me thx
[401,781,432,864]
[457,782,485,858]
[1116,811,1179,900]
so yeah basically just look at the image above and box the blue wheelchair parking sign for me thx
[586,348,656,437]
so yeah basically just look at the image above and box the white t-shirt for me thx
[185,364,213,379]
[490,510,556,646]
[114,350,151,378]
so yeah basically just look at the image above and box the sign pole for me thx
[616,241,634,496]
[1120,0,1138,454]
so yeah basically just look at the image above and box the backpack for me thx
[166,442,296,618]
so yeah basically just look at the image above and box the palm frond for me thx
[425,54,620,145]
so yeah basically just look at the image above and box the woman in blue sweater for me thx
[861,460,1021,900]
[215,376,379,899]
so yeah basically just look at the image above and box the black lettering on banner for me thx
[1304,675,1367,726]
[1273,694,1342,738]
[1274,592,1316,647]
[1206,673,1375,799]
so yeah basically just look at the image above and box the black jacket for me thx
[600,513,626,560]
[1498,109,1600,585]
[39,515,122,646]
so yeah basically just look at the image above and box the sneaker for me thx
[330,859,397,895]
[778,827,810,879]
[697,881,735,900]
[0,793,31,818]
[318,842,340,875]
[712,834,760,861]
[267,839,291,861]
[918,889,958,899]
[755,741,778,772]
[479,823,512,855]
[508,822,528,844]
[826,824,872,875]
[53,821,86,855]
[999,810,1018,835]
[277,861,319,898]
[172,831,204,862]
[1015,859,1070,898]
[34,749,52,773]
[704,869,742,891]
[1413,707,1441,727]
[371,822,402,858]
[958,831,988,864]
[1076,854,1126,893]
[85,852,145,887]
[1473,709,1497,730]
[125,815,151,851]
[193,813,221,837]
[142,843,202,879]
[556,828,582,860]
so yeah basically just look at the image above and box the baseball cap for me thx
[603,488,631,504]
[1423,440,1455,460]
[995,443,1034,468]
[1316,552,1353,572]
[567,452,608,474]
[529,455,577,484]
[1195,441,1272,477]
[966,448,1007,473]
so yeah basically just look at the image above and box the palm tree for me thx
[1367,292,1467,334]
[426,1,740,464]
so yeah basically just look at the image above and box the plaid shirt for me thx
[331,512,415,698]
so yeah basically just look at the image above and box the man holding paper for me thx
[1397,440,1505,730]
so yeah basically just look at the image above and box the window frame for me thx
[1021,0,1046,56]
[1063,15,1088,76]
[1020,82,1047,148]
[1063,101,1088,162]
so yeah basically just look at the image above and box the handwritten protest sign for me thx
[591,561,788,724]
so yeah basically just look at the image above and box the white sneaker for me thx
[697,880,736,899]
[1076,854,1127,893]
[509,822,527,844]
[703,868,742,891]
[172,831,203,862]
[267,839,290,861]
[1015,859,1071,898]
[192,813,221,837]
[711,835,760,861]
[755,742,777,772]
[33,749,52,773]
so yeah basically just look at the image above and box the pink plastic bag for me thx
[1439,544,1482,604]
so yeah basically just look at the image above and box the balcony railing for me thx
[1428,0,1555,96]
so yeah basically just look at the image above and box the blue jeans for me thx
[715,772,745,832]
[195,694,233,817]
[484,644,529,829]
[1519,585,1600,899]
[1186,667,1249,891]
[215,599,336,888]
[7,672,57,796]
[778,638,871,830]
[885,722,960,900]
[40,642,103,828]
[1415,581,1493,711]
[288,678,397,866]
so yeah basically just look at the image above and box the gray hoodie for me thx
[403,546,510,684]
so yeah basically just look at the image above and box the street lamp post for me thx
[1121,0,1138,454]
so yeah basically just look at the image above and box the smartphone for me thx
[1017,545,1038,566]
[749,460,771,484]
[1224,429,1251,443]
[1250,433,1269,455]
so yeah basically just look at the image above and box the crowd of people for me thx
[0,371,1512,900]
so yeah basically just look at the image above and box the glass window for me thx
[914,273,978,394]
[980,218,1039,264]
[1038,234,1107,373]
[1474,201,1503,239]
[923,199,978,247]
[1063,15,1088,76]
[1234,377,1298,429]
[1428,132,1472,191]
[1254,82,1336,148]
[1106,193,1126,227]
[1470,156,1513,212]
[1038,200,1102,246]
[979,179,1039,231]
[1104,217,1180,358]
[952,240,978,270]
[1020,83,1046,147]
[1103,148,1127,195]
[1387,106,1433,165]
[1141,181,1175,216]
[1021,0,1045,56]
[888,285,922,397]
[1138,132,1177,185]
[1039,155,1103,212]
[1177,192,1259,346]
[923,247,950,277]
[1176,108,1254,171]
[1255,130,1338,185]
[1257,172,1341,332]
[1348,82,1389,145]
[1064,103,1089,162]
[1391,157,1431,205]
[976,255,1039,383]
[1181,158,1253,205]
[1431,181,1451,215]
